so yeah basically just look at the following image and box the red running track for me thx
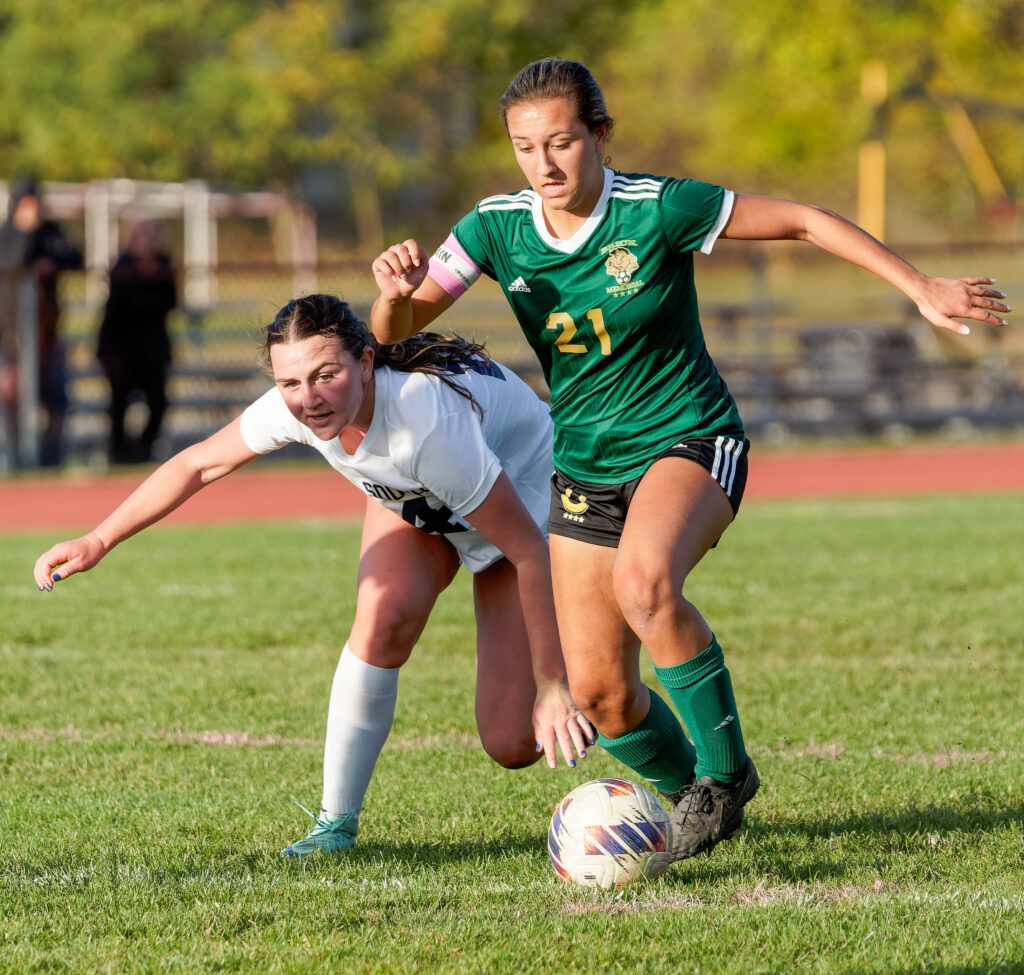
[1,443,1022,533]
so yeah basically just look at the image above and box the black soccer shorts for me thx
[548,435,749,548]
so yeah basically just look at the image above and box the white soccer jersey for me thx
[239,360,553,573]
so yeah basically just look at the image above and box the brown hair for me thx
[498,58,614,139]
[261,293,492,414]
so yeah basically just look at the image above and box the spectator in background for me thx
[97,220,177,464]
[0,175,83,467]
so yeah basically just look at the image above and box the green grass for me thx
[2,497,1024,974]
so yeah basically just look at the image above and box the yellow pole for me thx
[858,61,888,242]
[928,77,1010,207]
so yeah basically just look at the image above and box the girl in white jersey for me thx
[369,58,1012,862]
[33,293,593,857]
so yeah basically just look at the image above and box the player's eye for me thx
[317,373,334,383]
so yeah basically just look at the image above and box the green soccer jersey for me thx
[443,168,744,483]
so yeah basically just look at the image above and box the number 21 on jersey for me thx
[546,309,611,356]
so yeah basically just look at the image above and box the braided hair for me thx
[261,294,493,415]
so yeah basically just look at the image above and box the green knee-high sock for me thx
[655,637,747,786]
[597,689,696,795]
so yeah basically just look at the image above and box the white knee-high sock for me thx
[320,643,399,823]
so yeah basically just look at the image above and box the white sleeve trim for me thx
[239,387,306,454]
[452,457,502,518]
[700,189,735,255]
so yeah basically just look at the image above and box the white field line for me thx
[0,726,1019,765]
[13,860,1024,913]
[562,882,1024,914]
[0,724,476,750]
[750,740,1023,767]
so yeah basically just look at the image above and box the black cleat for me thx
[667,757,759,860]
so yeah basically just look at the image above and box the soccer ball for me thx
[547,778,672,889]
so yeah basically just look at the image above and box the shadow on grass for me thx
[659,798,1024,888]
[749,799,1024,842]
[2,834,554,890]
[5,800,1021,893]
[846,967,1024,975]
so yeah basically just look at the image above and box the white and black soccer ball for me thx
[547,778,672,889]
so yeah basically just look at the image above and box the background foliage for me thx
[1,0,1022,246]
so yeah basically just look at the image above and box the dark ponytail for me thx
[262,294,493,414]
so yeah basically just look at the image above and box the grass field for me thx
[2,496,1024,974]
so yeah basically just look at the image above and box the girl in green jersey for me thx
[370,58,1011,861]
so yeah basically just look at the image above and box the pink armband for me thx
[428,234,482,300]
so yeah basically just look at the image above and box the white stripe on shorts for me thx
[712,436,744,497]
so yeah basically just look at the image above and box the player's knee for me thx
[611,560,678,633]
[480,728,538,769]
[350,607,426,667]
[569,678,635,737]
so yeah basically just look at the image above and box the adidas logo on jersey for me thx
[507,277,531,293]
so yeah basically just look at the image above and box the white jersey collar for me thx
[531,167,613,254]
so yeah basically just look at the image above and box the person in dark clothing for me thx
[0,175,83,467]
[97,220,177,464]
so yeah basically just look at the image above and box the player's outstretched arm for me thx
[33,418,258,591]
[464,472,595,769]
[723,194,1012,336]
[369,238,454,345]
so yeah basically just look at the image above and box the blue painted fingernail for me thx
[569,759,576,767]
[52,573,61,581]
[580,750,587,758]
[535,743,542,752]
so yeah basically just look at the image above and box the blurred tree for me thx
[0,0,622,247]
[0,0,1019,243]
[0,1,257,182]
[347,0,625,240]
[601,0,1024,234]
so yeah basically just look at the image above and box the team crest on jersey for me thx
[600,240,645,295]
[604,246,639,284]
[560,487,589,522]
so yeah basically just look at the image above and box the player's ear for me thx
[360,346,375,381]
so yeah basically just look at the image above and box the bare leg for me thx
[348,501,460,667]
[612,458,757,854]
[549,531,696,793]
[471,557,544,769]
[549,535,647,739]
[321,502,459,818]
[613,457,734,667]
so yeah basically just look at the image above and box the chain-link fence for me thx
[3,243,1023,472]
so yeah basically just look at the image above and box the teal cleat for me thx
[280,804,358,858]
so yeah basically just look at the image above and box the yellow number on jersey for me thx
[586,309,611,356]
[545,309,611,356]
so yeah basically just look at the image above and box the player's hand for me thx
[533,680,596,769]
[913,276,1011,335]
[372,239,430,302]
[33,532,107,591]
